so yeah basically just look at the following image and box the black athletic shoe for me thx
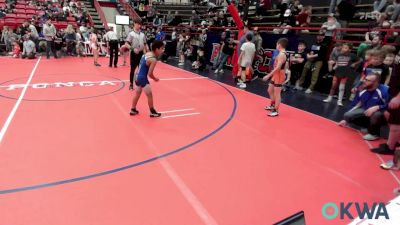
[129,83,134,91]
[371,144,395,155]
[130,108,139,116]
[150,108,161,117]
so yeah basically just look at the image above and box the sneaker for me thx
[371,144,395,155]
[219,69,224,73]
[95,63,101,67]
[178,62,184,66]
[150,109,161,117]
[380,161,400,170]
[214,69,219,74]
[295,85,303,91]
[268,110,279,117]
[239,83,247,89]
[129,83,134,91]
[264,105,275,111]
[337,100,343,106]
[305,89,312,94]
[363,134,380,141]
[129,108,139,116]
[323,96,332,103]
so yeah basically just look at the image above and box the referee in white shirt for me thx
[125,19,148,90]
[105,27,119,67]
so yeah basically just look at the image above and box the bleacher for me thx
[0,0,83,30]
[249,3,374,41]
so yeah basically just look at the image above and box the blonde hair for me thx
[65,25,75,34]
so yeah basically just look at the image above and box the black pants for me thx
[109,40,119,66]
[130,51,144,84]
[46,40,57,58]
[22,52,35,59]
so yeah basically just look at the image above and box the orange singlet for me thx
[271,51,286,86]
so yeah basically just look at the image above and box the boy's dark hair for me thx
[298,40,307,47]
[151,40,165,51]
[277,38,288,48]
[342,43,353,49]
[133,18,142,24]
[246,33,252,41]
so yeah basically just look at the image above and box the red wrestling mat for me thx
[0,56,398,225]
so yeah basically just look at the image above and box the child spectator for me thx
[192,47,206,71]
[384,53,396,84]
[290,41,307,86]
[365,49,390,84]
[324,43,361,106]
[21,36,36,59]
[326,43,343,78]
[12,41,21,58]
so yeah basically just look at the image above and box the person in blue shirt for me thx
[155,27,165,41]
[130,40,165,118]
[339,72,389,141]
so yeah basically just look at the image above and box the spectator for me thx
[212,31,227,69]
[253,27,262,54]
[373,0,388,13]
[365,49,390,84]
[296,5,312,29]
[277,0,289,19]
[290,0,302,15]
[323,43,361,106]
[80,23,89,41]
[64,25,77,56]
[290,41,307,86]
[339,73,389,141]
[43,19,57,59]
[190,10,200,26]
[155,27,165,41]
[214,33,236,74]
[336,0,356,31]
[296,32,328,94]
[386,0,400,22]
[28,20,39,46]
[21,35,36,59]
[321,14,342,41]
[198,29,207,48]
[383,52,396,84]
[280,9,296,34]
[237,33,256,89]
[165,11,174,25]
[326,43,343,78]
[358,35,383,59]
[168,11,182,26]
[256,0,272,18]
[376,53,400,169]
[153,15,163,27]
[237,25,254,56]
[12,41,21,58]
[192,47,206,71]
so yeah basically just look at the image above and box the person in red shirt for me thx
[12,41,21,58]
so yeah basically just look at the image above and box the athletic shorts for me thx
[271,71,285,87]
[135,78,150,88]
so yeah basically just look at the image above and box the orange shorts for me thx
[270,71,285,87]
